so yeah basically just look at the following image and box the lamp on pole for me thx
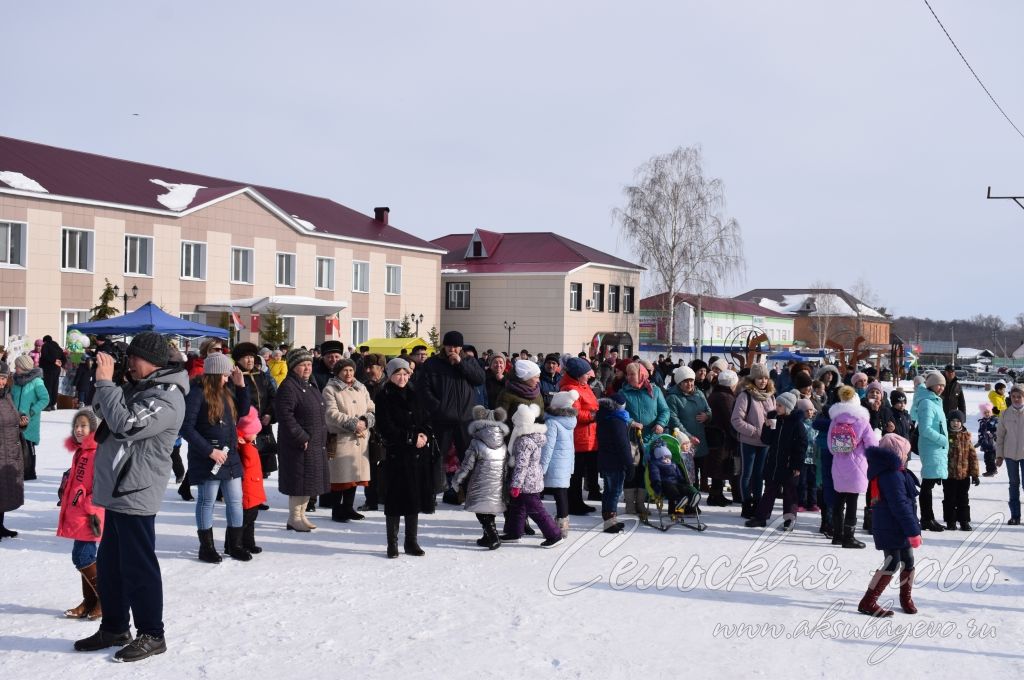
[112,284,139,315]
[503,320,517,357]
[411,313,424,337]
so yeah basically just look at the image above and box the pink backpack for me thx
[829,421,858,455]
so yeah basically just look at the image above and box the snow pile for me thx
[756,294,883,318]
[0,170,48,193]
[150,179,206,211]
[441,267,469,274]
[291,215,317,231]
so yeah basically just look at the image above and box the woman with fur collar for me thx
[828,385,879,548]
[731,363,776,519]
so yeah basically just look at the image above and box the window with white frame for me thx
[623,286,635,314]
[62,228,93,271]
[0,308,27,347]
[385,319,401,338]
[282,316,296,345]
[569,282,582,311]
[351,319,368,346]
[124,235,154,276]
[608,285,620,313]
[180,312,205,324]
[61,310,89,343]
[315,257,335,290]
[231,247,254,284]
[591,283,605,312]
[276,253,296,287]
[352,261,369,292]
[0,221,26,267]
[446,281,470,310]
[385,265,402,295]
[180,241,206,280]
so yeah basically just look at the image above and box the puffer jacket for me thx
[760,409,808,485]
[57,433,104,541]
[596,398,633,475]
[509,424,548,494]
[989,389,1007,415]
[915,386,949,479]
[453,416,509,514]
[666,385,710,457]
[12,368,48,445]
[238,439,267,510]
[540,406,577,488]
[560,373,598,453]
[182,382,251,482]
[866,445,921,551]
[91,367,190,515]
[731,382,777,447]
[827,399,878,494]
[997,405,1024,461]
[268,359,287,386]
[619,383,670,445]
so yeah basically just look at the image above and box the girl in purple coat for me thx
[827,385,879,549]
[501,403,563,547]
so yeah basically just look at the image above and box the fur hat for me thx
[319,340,344,357]
[776,392,797,413]
[793,372,813,390]
[564,357,591,380]
[925,371,946,388]
[689,359,708,372]
[549,389,579,411]
[14,354,33,371]
[717,370,739,388]
[514,359,540,380]
[285,347,313,371]
[203,352,233,376]
[710,359,729,372]
[237,406,263,438]
[673,366,696,384]
[979,402,993,416]
[385,357,411,378]
[231,342,259,363]
[796,398,815,413]
[879,433,912,464]
[127,331,169,368]
[468,405,510,438]
[508,402,543,453]
[71,407,99,434]
[442,330,464,347]
[838,385,858,403]
[947,409,966,424]
[749,363,769,380]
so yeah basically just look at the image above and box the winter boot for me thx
[831,508,844,545]
[842,526,865,549]
[740,499,756,520]
[300,498,317,530]
[857,571,895,617]
[331,504,349,523]
[404,514,425,556]
[945,521,957,531]
[341,487,364,520]
[306,497,318,513]
[729,477,743,505]
[241,507,262,554]
[197,528,222,563]
[744,516,767,528]
[960,521,973,531]
[225,526,253,561]
[557,517,570,539]
[64,563,100,619]
[623,488,637,515]
[74,627,132,652]
[899,568,917,614]
[481,517,501,550]
[862,506,872,534]
[386,516,400,558]
[602,511,625,533]
[286,496,311,532]
[177,475,193,502]
[568,478,595,515]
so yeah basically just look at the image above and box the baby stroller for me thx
[642,433,705,532]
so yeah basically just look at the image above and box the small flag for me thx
[230,310,246,331]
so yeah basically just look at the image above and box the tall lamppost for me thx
[503,320,517,357]
[113,284,139,314]
[411,313,424,337]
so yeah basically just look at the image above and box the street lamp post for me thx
[113,284,139,314]
[503,320,517,357]
[411,313,424,337]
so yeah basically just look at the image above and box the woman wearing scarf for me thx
[11,354,48,482]
[619,362,670,516]
[323,357,375,522]
[0,362,23,539]
[665,365,709,487]
[496,359,546,428]
[484,354,509,409]
[731,363,777,519]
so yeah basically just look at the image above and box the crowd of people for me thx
[2,330,1024,660]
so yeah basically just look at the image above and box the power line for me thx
[922,0,1024,142]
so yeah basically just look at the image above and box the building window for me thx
[124,235,154,276]
[315,257,335,290]
[276,252,296,287]
[352,261,369,293]
[591,283,605,312]
[0,308,27,347]
[62,228,93,272]
[569,282,582,311]
[385,319,401,338]
[180,312,205,324]
[181,241,206,280]
[231,247,254,284]
[282,316,296,345]
[446,281,470,310]
[386,265,402,295]
[61,310,89,343]
[0,221,26,267]
[623,286,635,314]
[351,319,368,346]
[608,285,620,313]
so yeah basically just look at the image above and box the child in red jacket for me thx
[237,407,267,554]
[57,408,104,619]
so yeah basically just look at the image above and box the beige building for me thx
[431,230,642,357]
[0,135,443,348]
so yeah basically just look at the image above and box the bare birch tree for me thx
[809,281,840,349]
[613,146,745,350]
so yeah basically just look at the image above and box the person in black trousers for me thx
[38,334,64,410]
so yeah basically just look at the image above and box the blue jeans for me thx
[195,477,243,529]
[71,539,98,569]
[740,443,768,503]
[601,470,626,515]
[1006,458,1024,520]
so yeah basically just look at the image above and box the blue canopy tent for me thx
[767,350,812,362]
[69,302,228,338]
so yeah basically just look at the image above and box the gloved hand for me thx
[88,514,101,537]
[972,476,980,486]
[510,487,521,498]
[908,535,922,549]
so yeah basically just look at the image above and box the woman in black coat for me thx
[275,349,329,533]
[373,358,435,558]
[233,343,278,478]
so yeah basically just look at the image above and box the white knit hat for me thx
[514,359,540,380]
[673,366,696,384]
[549,390,579,411]
[717,370,739,388]
[710,359,729,372]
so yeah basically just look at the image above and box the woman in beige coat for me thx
[324,358,376,522]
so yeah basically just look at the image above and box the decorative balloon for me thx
[66,330,85,365]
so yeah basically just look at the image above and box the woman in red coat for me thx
[57,408,104,620]
[561,358,600,514]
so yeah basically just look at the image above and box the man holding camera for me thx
[74,332,189,663]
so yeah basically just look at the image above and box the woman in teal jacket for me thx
[914,373,949,532]
[12,354,49,480]
[619,363,669,515]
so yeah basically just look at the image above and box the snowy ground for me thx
[2,383,1023,678]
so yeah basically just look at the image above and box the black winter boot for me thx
[831,508,844,545]
[225,526,252,561]
[197,529,222,564]
[74,627,132,652]
[740,499,755,520]
[483,517,501,550]
[404,514,425,556]
[386,516,400,558]
[842,526,865,549]
[177,474,193,502]
[863,506,872,534]
[242,507,262,554]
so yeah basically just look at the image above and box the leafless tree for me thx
[613,146,745,350]
[809,281,840,349]
[851,276,880,309]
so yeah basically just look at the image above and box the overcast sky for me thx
[7,1,1024,320]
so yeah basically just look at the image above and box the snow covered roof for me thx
[0,170,47,193]
[735,288,887,320]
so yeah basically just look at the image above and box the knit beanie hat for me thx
[710,359,729,372]
[879,433,912,465]
[925,371,946,389]
[14,354,33,371]
[890,390,907,404]
[203,352,233,376]
[385,357,411,378]
[549,390,579,411]
[749,363,769,380]
[838,385,858,403]
[776,392,797,413]
[564,357,591,380]
[514,359,540,380]
[652,444,671,461]
[127,331,169,367]
[610,392,627,406]
[912,375,925,387]
[866,381,882,394]
[285,347,313,371]
[717,370,739,388]
[332,357,356,375]
[237,406,263,438]
[71,407,99,435]
[793,372,813,390]
[796,398,815,413]
[979,402,993,416]
[947,409,966,424]
[442,330,464,347]
[673,366,696,384]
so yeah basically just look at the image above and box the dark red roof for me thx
[0,135,442,252]
[641,292,788,318]
[431,231,641,273]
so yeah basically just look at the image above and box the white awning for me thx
[196,295,348,316]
